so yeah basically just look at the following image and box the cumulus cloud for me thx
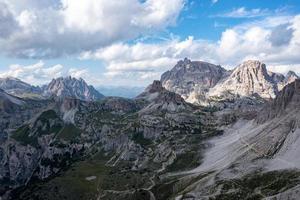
[0,0,185,58]
[80,36,218,84]
[269,24,294,47]
[79,14,300,85]
[1,1,299,87]
[0,2,19,38]
[0,61,93,85]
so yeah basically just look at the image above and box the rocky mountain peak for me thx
[45,76,104,101]
[268,71,285,83]
[233,60,271,81]
[0,77,42,97]
[135,80,164,101]
[286,70,299,78]
[275,79,300,108]
[209,60,277,99]
[136,80,191,114]
[257,79,300,123]
[285,70,299,83]
[161,58,227,104]
[176,57,192,66]
[146,80,164,93]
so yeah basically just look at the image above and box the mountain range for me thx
[0,76,104,101]
[0,59,299,200]
[161,58,299,104]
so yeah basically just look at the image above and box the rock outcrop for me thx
[257,79,300,123]
[161,58,227,104]
[44,76,104,101]
[0,77,42,98]
[161,59,299,105]
[209,60,278,99]
[136,80,192,114]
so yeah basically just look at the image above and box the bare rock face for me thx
[285,71,299,85]
[268,71,285,83]
[269,70,299,91]
[136,80,192,114]
[209,60,278,99]
[160,58,227,104]
[44,76,104,101]
[0,77,42,97]
[136,80,164,102]
[160,59,299,105]
[257,79,300,123]
[269,71,286,91]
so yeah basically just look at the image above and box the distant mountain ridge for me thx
[97,86,144,98]
[1,61,300,199]
[0,76,104,101]
[0,77,42,98]
[161,58,299,104]
[44,76,104,101]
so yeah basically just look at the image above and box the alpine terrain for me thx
[0,59,299,200]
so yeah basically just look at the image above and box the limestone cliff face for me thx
[209,60,278,99]
[136,80,192,114]
[161,59,299,105]
[161,58,227,104]
[257,79,300,123]
[0,77,42,98]
[44,76,104,101]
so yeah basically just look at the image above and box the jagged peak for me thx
[135,80,164,101]
[257,79,300,123]
[145,80,164,93]
[286,70,299,78]
[137,80,191,114]
[51,76,82,82]
[175,58,221,69]
[46,76,104,101]
[230,60,271,82]
[136,80,186,103]
[236,60,267,72]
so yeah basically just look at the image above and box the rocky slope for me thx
[44,76,104,101]
[0,77,42,99]
[166,79,300,199]
[136,80,193,114]
[1,83,220,200]
[1,63,300,200]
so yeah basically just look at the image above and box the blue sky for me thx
[0,0,299,86]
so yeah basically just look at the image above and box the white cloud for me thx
[0,61,62,85]
[0,0,185,58]
[0,61,94,86]
[79,14,300,86]
[68,68,89,79]
[215,7,271,18]
[80,36,218,84]
[0,2,19,38]
[0,2,299,87]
